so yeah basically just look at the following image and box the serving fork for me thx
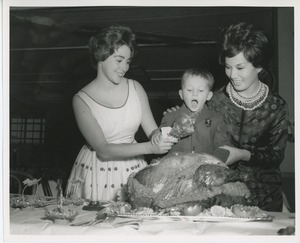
[71,214,142,230]
[101,215,117,225]
[70,213,114,226]
[87,215,117,226]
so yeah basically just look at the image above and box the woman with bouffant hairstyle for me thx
[208,22,289,211]
[66,25,177,203]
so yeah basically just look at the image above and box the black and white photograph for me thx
[2,0,299,242]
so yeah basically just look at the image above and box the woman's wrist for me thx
[149,128,160,140]
[144,141,153,155]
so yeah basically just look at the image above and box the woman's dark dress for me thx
[208,86,289,211]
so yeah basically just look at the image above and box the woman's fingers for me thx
[155,141,177,154]
[162,137,178,143]
[163,106,180,115]
[220,145,231,150]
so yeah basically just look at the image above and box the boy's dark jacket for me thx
[160,103,231,162]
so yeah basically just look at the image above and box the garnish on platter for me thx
[10,177,85,209]
[117,204,273,222]
[43,180,79,224]
[10,195,55,209]
[97,201,132,215]
[182,204,203,216]
[195,204,271,219]
[10,178,53,209]
[231,204,265,218]
[63,196,85,206]
[22,178,41,197]
[44,208,79,225]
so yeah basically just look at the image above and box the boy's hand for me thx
[151,127,178,146]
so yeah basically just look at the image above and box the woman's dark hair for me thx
[218,22,272,69]
[88,25,137,69]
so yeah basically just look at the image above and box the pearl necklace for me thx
[226,81,269,111]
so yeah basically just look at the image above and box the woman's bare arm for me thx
[73,95,173,161]
[134,81,158,138]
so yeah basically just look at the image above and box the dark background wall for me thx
[8,6,295,211]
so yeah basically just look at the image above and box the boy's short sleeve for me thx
[159,110,178,128]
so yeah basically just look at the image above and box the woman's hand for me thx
[163,105,180,115]
[150,128,161,146]
[220,145,251,166]
[149,136,178,154]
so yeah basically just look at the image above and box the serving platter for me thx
[9,194,85,208]
[10,194,57,208]
[117,213,274,222]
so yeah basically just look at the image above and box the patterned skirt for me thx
[65,145,147,201]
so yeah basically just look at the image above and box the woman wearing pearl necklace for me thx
[208,22,290,212]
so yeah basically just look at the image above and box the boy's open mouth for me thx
[191,99,198,107]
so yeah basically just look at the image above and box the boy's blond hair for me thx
[181,67,215,90]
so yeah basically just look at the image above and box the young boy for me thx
[159,67,231,162]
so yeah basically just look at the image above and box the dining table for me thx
[6,195,298,243]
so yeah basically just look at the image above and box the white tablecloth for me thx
[6,204,298,242]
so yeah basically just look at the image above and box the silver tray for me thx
[117,213,274,222]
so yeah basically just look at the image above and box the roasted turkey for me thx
[125,152,254,210]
